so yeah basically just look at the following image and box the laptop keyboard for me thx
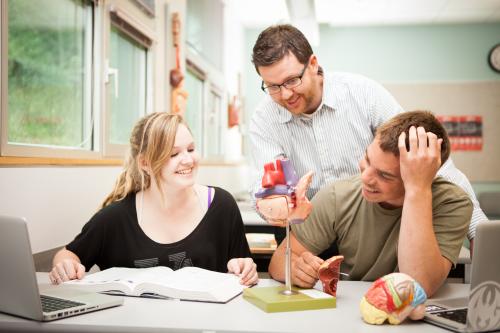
[40,295,85,313]
[434,308,468,324]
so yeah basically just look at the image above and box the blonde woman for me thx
[50,113,258,286]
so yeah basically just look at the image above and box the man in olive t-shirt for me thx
[268,111,472,297]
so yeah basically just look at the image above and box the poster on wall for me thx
[437,115,483,151]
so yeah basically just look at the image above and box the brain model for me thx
[360,272,427,325]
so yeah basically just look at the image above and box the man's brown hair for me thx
[376,110,450,166]
[252,24,313,74]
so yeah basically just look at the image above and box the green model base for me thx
[243,285,336,313]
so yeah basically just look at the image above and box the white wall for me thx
[198,163,251,195]
[0,167,121,253]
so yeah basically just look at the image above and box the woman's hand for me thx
[227,258,258,286]
[49,259,85,285]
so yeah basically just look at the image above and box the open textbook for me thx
[64,266,244,303]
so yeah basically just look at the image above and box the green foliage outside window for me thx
[7,0,90,147]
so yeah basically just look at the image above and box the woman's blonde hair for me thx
[101,112,186,208]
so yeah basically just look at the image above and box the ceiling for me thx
[228,0,500,27]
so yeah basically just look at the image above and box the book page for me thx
[65,266,173,293]
[137,266,244,302]
[146,266,238,292]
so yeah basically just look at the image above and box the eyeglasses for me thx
[261,63,308,95]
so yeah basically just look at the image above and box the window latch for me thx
[105,60,119,98]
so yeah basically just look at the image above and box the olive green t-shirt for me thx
[292,175,472,281]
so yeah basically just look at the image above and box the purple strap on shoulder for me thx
[207,186,213,208]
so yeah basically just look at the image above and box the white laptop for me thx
[0,215,123,321]
[424,220,500,332]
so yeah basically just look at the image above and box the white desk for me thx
[239,204,267,226]
[0,273,468,333]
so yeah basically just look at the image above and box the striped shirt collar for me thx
[274,72,338,124]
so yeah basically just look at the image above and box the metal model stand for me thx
[242,159,336,311]
[281,219,297,296]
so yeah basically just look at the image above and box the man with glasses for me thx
[249,24,486,251]
[260,63,308,97]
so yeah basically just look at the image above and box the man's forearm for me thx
[268,241,287,282]
[269,232,324,288]
[398,189,450,296]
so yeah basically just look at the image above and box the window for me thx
[184,66,205,154]
[205,87,223,157]
[106,26,148,149]
[181,0,228,161]
[2,0,95,158]
[186,0,223,71]
[0,0,154,161]
[103,6,153,156]
[184,49,226,159]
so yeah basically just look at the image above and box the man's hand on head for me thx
[398,126,442,193]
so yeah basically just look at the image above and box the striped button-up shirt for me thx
[249,72,486,240]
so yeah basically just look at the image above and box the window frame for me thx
[205,84,224,158]
[185,47,226,160]
[102,4,154,157]
[185,57,206,157]
[0,0,156,163]
[0,0,101,159]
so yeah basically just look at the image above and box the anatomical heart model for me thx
[360,272,427,325]
[255,158,312,295]
[255,159,313,227]
[318,255,344,297]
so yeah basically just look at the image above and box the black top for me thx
[66,187,251,273]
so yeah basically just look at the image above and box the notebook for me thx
[424,220,500,332]
[0,215,123,321]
